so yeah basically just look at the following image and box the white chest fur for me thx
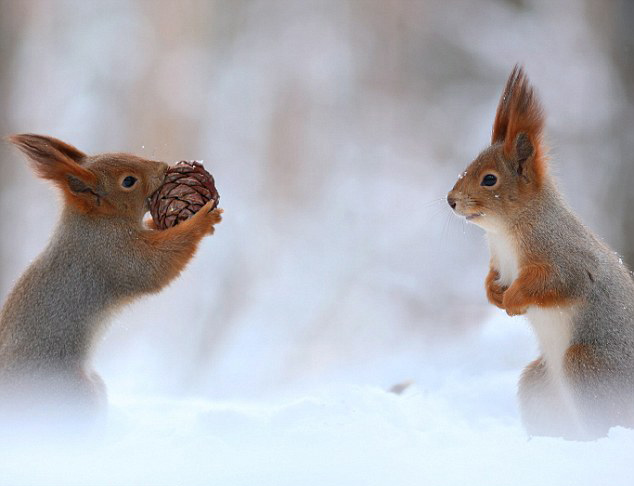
[486,231,573,373]
[486,231,519,287]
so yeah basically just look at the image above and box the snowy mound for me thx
[1,384,632,486]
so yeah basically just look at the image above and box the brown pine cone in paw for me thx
[149,161,219,230]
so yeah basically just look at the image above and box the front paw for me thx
[192,201,223,235]
[485,270,507,309]
[204,207,223,235]
[504,305,527,317]
[486,280,507,309]
[502,287,528,316]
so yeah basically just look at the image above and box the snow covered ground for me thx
[1,314,632,486]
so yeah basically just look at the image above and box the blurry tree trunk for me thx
[0,0,22,294]
[597,0,634,266]
[615,5,634,268]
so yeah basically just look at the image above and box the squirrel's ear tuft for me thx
[8,134,87,166]
[491,65,520,145]
[8,134,100,210]
[492,66,546,184]
[8,133,94,183]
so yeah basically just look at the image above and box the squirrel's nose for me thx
[447,194,457,210]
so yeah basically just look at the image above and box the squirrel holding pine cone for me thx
[0,134,222,425]
[448,66,634,440]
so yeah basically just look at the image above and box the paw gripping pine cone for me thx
[149,161,219,230]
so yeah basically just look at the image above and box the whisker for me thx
[420,197,446,209]
[441,211,453,241]
[428,204,451,223]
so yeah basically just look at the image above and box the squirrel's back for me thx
[0,211,133,370]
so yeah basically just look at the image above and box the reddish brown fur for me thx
[564,343,601,377]
[8,134,100,213]
[502,262,574,316]
[491,65,547,187]
[139,202,223,290]
[491,66,517,144]
[485,268,506,309]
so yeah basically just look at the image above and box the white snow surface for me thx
[1,314,632,486]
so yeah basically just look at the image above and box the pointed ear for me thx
[493,66,546,183]
[514,132,534,177]
[491,65,520,144]
[8,133,87,166]
[8,134,101,209]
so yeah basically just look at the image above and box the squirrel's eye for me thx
[122,176,137,188]
[481,174,497,187]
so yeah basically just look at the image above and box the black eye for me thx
[122,176,137,188]
[481,174,497,187]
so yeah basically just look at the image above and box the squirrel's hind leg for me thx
[518,357,580,439]
[563,344,634,438]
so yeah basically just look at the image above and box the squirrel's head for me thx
[8,134,168,222]
[447,65,546,231]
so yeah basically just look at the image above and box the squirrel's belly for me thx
[526,305,576,378]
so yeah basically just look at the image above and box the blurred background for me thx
[0,0,632,403]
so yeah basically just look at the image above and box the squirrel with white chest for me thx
[0,134,222,425]
[448,66,634,440]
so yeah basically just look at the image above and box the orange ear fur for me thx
[8,133,95,182]
[8,134,99,212]
[491,66,547,184]
[491,65,519,144]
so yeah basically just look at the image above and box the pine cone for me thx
[149,161,219,230]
